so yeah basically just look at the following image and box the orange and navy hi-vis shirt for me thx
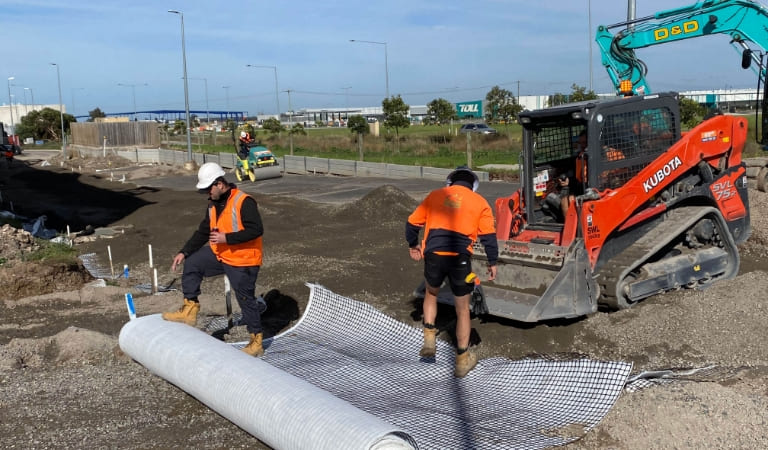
[406,184,498,265]
[209,187,263,266]
[575,151,587,183]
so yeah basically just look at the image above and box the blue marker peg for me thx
[125,293,136,320]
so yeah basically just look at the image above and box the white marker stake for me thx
[108,245,114,278]
[153,268,159,294]
[148,244,153,268]
[125,293,136,320]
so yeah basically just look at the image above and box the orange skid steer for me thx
[463,92,750,322]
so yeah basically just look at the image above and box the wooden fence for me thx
[71,122,160,147]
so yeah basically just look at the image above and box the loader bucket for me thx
[468,240,599,322]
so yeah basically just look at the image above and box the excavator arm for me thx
[596,0,768,97]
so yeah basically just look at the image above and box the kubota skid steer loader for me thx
[462,92,750,322]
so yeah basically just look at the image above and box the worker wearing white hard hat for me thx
[238,130,253,159]
[164,162,268,357]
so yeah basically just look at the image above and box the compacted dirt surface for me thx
[1,151,767,449]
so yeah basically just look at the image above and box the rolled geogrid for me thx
[119,314,416,450]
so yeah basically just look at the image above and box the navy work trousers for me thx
[182,245,264,334]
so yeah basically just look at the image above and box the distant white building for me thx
[296,88,757,124]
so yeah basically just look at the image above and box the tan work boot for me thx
[419,327,437,357]
[242,333,264,357]
[161,298,200,326]
[454,349,478,378]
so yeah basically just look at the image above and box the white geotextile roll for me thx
[119,315,415,450]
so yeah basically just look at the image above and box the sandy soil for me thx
[1,152,767,449]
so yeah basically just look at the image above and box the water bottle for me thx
[123,264,130,279]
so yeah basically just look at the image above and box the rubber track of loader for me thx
[596,207,707,310]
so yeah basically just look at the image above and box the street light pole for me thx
[25,87,34,111]
[21,85,27,115]
[50,64,66,154]
[246,64,280,119]
[117,83,138,118]
[187,77,209,126]
[222,85,230,122]
[188,77,211,144]
[283,89,293,155]
[71,88,85,118]
[349,39,389,99]
[168,9,194,166]
[6,77,14,134]
[341,86,351,114]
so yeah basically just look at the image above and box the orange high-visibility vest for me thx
[209,187,263,266]
[575,152,586,183]
[408,184,496,255]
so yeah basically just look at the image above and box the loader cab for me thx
[517,93,681,234]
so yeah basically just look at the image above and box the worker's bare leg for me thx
[453,293,477,377]
[423,284,439,325]
[419,284,440,357]
[453,294,471,349]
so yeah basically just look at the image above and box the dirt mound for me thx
[48,151,135,171]
[0,224,42,261]
[331,184,418,225]
[0,326,120,370]
[45,151,188,182]
[0,224,93,301]
[0,260,94,301]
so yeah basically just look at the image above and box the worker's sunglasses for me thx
[200,181,219,194]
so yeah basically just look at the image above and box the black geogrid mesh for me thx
[249,284,631,449]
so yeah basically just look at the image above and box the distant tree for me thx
[547,92,569,107]
[547,84,598,107]
[679,96,707,129]
[14,108,75,141]
[426,98,456,125]
[347,115,369,161]
[484,86,515,123]
[569,84,599,102]
[242,123,256,138]
[172,120,186,135]
[347,115,369,135]
[87,107,106,122]
[288,123,306,136]
[382,95,410,151]
[262,117,285,135]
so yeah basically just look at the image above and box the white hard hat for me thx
[196,162,226,190]
[240,131,247,138]
[446,165,479,192]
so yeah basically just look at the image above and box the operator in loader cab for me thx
[162,162,267,357]
[405,166,498,378]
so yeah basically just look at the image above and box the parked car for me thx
[459,123,497,135]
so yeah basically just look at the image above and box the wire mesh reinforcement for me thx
[238,284,632,449]
[79,253,116,279]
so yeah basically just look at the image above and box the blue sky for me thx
[1,0,762,118]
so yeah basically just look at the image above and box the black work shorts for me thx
[424,252,474,297]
